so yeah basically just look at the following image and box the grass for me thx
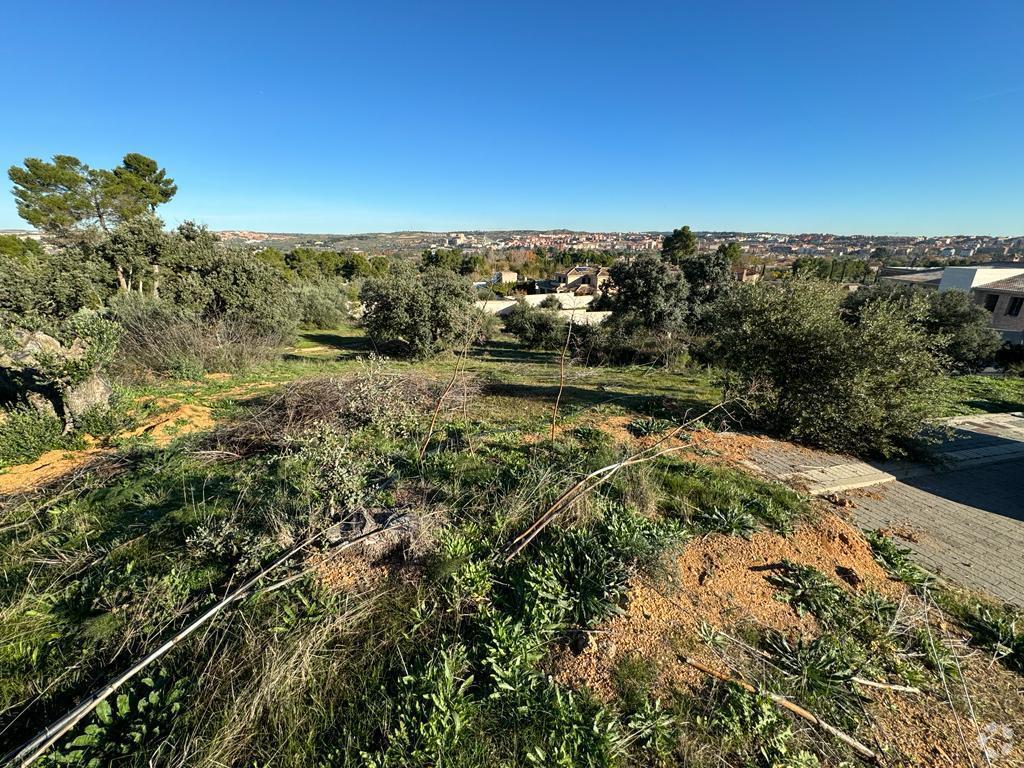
[936,373,1024,417]
[2,324,1022,767]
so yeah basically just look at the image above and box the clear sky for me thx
[1,1,1022,235]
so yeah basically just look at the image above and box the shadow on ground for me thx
[486,381,713,421]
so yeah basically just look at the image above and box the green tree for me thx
[608,253,689,333]
[843,283,1000,372]
[720,241,745,268]
[420,248,463,272]
[678,248,732,323]
[8,153,175,237]
[97,214,171,294]
[711,280,944,457]
[0,235,110,327]
[161,222,297,334]
[112,153,177,214]
[360,266,475,357]
[503,301,565,349]
[8,155,113,235]
[661,225,698,266]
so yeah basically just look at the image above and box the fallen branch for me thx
[505,399,738,562]
[678,654,879,764]
[851,676,921,694]
[2,520,403,767]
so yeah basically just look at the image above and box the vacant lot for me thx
[1,325,1022,768]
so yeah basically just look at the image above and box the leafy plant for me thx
[42,671,186,767]
[762,632,862,728]
[866,530,930,589]
[0,407,83,467]
[766,561,845,623]
[627,416,674,438]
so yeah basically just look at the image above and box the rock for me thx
[1,328,111,429]
[64,373,112,420]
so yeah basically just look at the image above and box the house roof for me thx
[881,270,944,287]
[977,274,1024,294]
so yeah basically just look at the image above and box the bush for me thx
[570,320,687,367]
[162,225,298,337]
[503,301,565,349]
[843,283,1001,372]
[710,280,945,457]
[109,296,288,379]
[294,281,348,329]
[0,406,83,467]
[360,266,476,358]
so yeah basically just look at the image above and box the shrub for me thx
[294,281,348,329]
[710,280,945,457]
[570,320,688,367]
[360,266,476,358]
[503,301,565,349]
[0,407,83,467]
[843,282,1000,372]
[109,296,287,379]
[162,225,298,337]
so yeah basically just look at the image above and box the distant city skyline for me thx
[2,2,1022,235]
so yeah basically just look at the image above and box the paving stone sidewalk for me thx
[741,413,1024,605]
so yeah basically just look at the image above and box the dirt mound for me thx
[554,512,898,701]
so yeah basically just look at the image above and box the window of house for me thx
[1006,296,1024,317]
[984,293,999,312]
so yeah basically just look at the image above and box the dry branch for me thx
[504,399,738,562]
[677,654,880,764]
[550,308,576,442]
[420,346,469,460]
[2,519,406,768]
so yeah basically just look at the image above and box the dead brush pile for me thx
[212,361,479,455]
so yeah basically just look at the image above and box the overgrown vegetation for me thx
[710,279,945,457]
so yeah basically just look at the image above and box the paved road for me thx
[743,413,1024,605]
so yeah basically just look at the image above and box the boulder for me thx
[1,329,111,429]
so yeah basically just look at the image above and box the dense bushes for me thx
[503,301,566,349]
[108,296,288,379]
[360,266,476,357]
[843,282,1000,372]
[293,281,349,329]
[710,280,945,457]
[160,225,297,337]
[0,235,113,330]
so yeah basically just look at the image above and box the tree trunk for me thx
[152,265,160,298]
[116,264,128,292]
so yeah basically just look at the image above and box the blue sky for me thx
[1,1,1022,235]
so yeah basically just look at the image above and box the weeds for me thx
[766,561,845,623]
[866,530,930,589]
[657,461,807,534]
[0,407,83,467]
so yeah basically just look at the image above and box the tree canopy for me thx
[661,226,697,266]
[8,153,176,237]
[842,282,1001,372]
[360,266,476,357]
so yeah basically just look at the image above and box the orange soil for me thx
[554,512,900,702]
[122,400,215,446]
[0,400,217,495]
[0,447,107,495]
